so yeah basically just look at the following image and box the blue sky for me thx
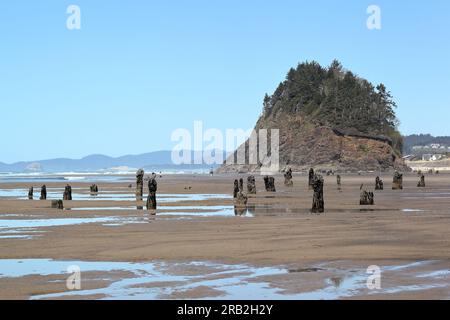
[0,0,449,163]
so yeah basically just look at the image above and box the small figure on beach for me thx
[417,174,426,188]
[311,174,324,213]
[360,185,374,205]
[247,175,256,194]
[136,169,144,200]
[233,180,239,198]
[308,168,315,190]
[375,176,384,190]
[239,178,244,192]
[336,175,342,191]
[28,187,33,200]
[63,185,72,201]
[392,171,403,190]
[209,168,214,176]
[51,200,64,210]
[90,184,99,194]
[284,168,293,187]
[146,173,158,212]
[263,176,276,192]
[40,185,47,200]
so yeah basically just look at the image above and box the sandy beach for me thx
[1,172,450,299]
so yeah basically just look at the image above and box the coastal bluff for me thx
[218,60,408,173]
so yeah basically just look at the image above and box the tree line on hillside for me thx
[262,60,403,154]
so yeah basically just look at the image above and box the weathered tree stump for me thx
[247,175,256,194]
[263,176,276,192]
[284,168,293,187]
[336,175,342,191]
[308,168,315,190]
[233,180,239,198]
[63,185,72,201]
[311,174,324,213]
[392,171,403,190]
[146,173,158,212]
[375,176,384,190]
[90,184,99,193]
[239,178,244,192]
[234,191,248,208]
[40,185,47,200]
[360,189,375,205]
[51,200,64,210]
[417,174,426,187]
[28,187,33,200]
[136,169,144,200]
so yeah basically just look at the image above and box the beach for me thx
[1,172,450,299]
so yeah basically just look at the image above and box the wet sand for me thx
[1,173,450,299]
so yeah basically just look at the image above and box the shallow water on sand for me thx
[0,259,448,300]
[0,189,232,202]
[0,216,147,239]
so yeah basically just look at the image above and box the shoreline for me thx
[1,173,450,299]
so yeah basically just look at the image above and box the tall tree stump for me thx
[392,171,403,190]
[136,169,144,200]
[284,168,293,187]
[311,174,324,213]
[40,185,47,200]
[28,187,33,200]
[146,173,158,212]
[264,176,276,192]
[233,180,239,198]
[375,176,384,190]
[247,175,256,194]
[308,168,315,190]
[417,174,425,187]
[63,185,72,201]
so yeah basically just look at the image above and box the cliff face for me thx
[218,60,407,173]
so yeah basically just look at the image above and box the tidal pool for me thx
[0,259,447,300]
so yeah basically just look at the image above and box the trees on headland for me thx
[262,60,402,154]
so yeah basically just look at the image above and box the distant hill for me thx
[0,150,226,173]
[219,60,407,173]
[403,134,450,154]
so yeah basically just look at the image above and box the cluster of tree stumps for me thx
[133,169,159,213]
[360,185,375,206]
[227,169,429,215]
